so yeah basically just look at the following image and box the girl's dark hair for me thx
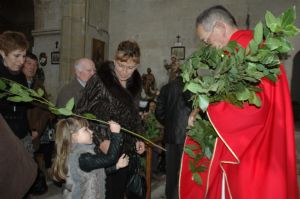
[26,52,38,62]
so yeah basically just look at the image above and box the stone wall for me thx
[32,0,62,102]
[85,0,110,61]
[109,0,300,89]
[32,0,300,100]
[32,0,110,102]
[32,30,61,102]
[34,0,62,31]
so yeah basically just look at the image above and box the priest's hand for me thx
[188,108,200,127]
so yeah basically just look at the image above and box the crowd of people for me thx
[0,4,299,199]
[0,34,149,199]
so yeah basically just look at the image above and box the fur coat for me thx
[76,61,144,154]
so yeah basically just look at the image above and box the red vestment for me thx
[179,30,299,199]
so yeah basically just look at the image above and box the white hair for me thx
[74,59,83,71]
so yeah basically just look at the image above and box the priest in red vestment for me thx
[179,5,299,199]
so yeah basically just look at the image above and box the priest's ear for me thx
[214,21,227,34]
[214,21,231,47]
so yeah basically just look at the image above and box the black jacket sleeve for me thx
[105,165,118,175]
[155,84,168,125]
[79,133,123,172]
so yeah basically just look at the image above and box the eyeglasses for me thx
[83,68,96,73]
[115,61,137,70]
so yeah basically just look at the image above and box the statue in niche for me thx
[164,55,180,82]
[142,67,158,99]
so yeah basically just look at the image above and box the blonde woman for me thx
[76,40,146,199]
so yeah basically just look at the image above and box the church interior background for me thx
[1,0,300,197]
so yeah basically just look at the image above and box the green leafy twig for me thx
[180,7,299,185]
[144,112,162,140]
[0,77,166,151]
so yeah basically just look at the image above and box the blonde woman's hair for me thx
[50,117,89,182]
[115,40,141,64]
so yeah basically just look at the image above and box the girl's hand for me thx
[108,120,121,133]
[116,154,129,169]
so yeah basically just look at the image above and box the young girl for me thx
[51,117,128,199]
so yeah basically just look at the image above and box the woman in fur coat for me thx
[76,40,146,199]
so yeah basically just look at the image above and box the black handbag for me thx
[126,155,147,198]
[126,172,146,198]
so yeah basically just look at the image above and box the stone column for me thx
[59,0,87,85]
[33,0,62,102]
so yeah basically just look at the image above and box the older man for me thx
[56,58,96,108]
[23,53,51,140]
[22,52,51,195]
[180,5,298,199]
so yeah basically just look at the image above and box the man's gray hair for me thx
[196,5,237,32]
[74,59,83,71]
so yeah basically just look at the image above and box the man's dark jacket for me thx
[155,77,191,144]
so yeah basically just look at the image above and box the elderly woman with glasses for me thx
[76,40,146,199]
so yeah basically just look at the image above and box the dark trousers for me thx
[165,144,184,199]
[105,167,128,199]
[35,142,54,168]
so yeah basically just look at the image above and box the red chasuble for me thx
[179,30,299,199]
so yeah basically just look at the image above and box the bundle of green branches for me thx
[180,7,299,185]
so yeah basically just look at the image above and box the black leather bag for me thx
[126,172,146,198]
[126,154,147,198]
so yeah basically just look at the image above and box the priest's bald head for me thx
[196,5,239,48]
